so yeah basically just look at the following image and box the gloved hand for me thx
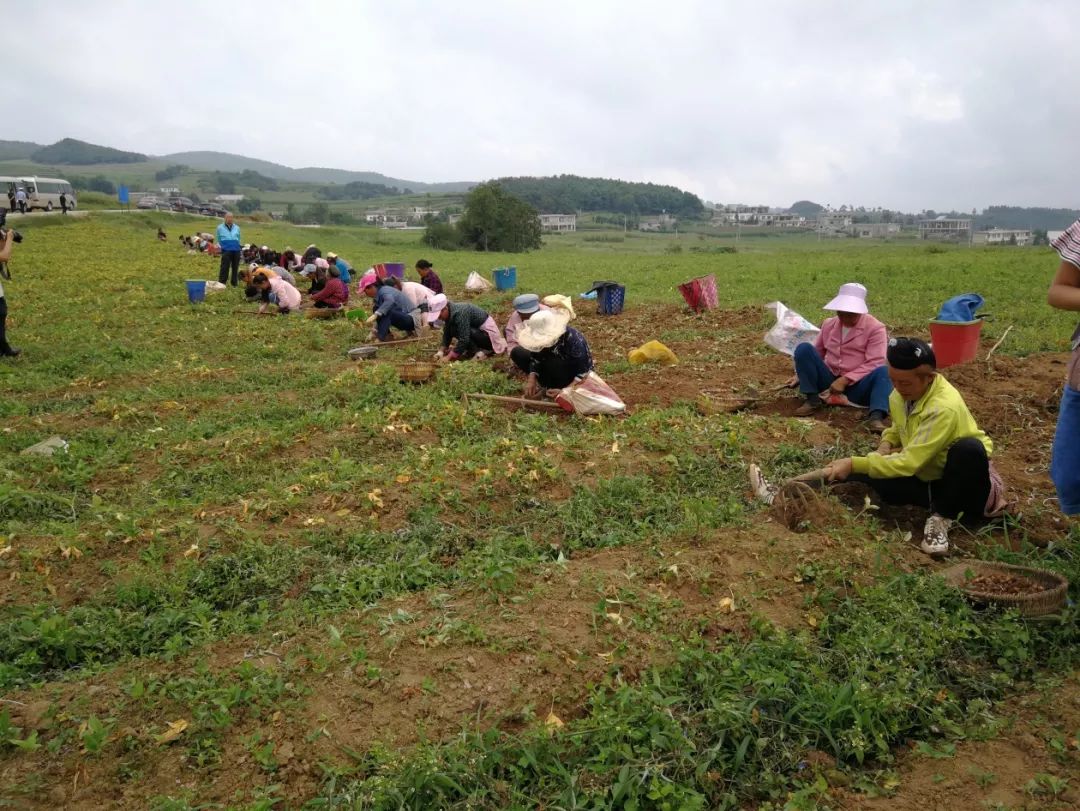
[474,351,488,360]
[433,350,445,361]
[365,314,377,325]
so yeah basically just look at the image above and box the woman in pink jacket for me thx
[791,282,893,432]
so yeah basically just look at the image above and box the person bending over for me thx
[752,337,1005,557]
[512,308,593,397]
[361,271,418,341]
[427,294,506,361]
[253,271,302,315]
[311,266,349,309]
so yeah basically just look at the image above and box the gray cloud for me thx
[9,0,1075,210]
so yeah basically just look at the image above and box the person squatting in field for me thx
[509,298,594,398]
[310,265,349,310]
[429,294,506,362]
[415,259,443,294]
[252,270,302,315]
[1048,221,1080,516]
[788,282,893,433]
[751,337,1007,557]
[361,271,419,341]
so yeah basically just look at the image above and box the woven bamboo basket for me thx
[399,362,437,384]
[939,561,1068,617]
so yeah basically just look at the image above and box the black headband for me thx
[887,337,936,370]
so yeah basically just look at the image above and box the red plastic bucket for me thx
[929,320,983,368]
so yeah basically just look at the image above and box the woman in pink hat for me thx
[790,282,893,432]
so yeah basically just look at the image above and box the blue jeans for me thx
[1051,384,1080,515]
[377,309,416,340]
[793,342,892,414]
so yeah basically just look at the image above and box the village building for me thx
[919,217,972,241]
[972,228,1033,246]
[639,213,677,232]
[852,222,901,238]
[817,213,853,236]
[538,213,577,232]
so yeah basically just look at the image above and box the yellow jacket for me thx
[851,374,992,482]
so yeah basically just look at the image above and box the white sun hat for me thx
[517,308,571,351]
[425,293,448,324]
[823,282,869,314]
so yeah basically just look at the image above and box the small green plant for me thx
[78,715,113,755]
[1024,773,1069,798]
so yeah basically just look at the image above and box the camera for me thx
[0,209,23,243]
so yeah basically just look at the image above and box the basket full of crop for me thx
[939,561,1068,617]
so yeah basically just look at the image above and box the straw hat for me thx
[517,309,571,351]
[824,283,868,314]
[542,294,576,320]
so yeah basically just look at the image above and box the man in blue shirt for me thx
[326,252,352,284]
[215,213,242,287]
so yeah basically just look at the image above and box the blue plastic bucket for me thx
[596,283,625,316]
[186,280,206,303]
[493,266,517,291]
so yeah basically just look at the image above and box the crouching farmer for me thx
[428,294,506,361]
[512,308,594,398]
[253,271,302,315]
[754,337,1006,556]
[361,272,418,341]
[791,282,893,432]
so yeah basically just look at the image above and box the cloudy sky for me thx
[9,1,1074,210]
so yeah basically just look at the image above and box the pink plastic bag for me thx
[555,372,626,415]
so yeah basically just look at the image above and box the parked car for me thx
[198,203,228,217]
[169,197,195,212]
[136,196,160,210]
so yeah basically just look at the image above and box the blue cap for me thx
[513,293,540,314]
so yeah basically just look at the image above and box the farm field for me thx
[0,213,1078,810]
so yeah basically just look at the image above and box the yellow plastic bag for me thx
[628,340,678,365]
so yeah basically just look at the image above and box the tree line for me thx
[497,174,705,217]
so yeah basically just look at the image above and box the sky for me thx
[9,1,1076,211]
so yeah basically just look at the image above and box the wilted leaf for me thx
[335,508,352,517]
[806,615,818,628]
[610,440,620,454]
[718,597,735,613]
[155,719,189,744]
[604,612,623,625]
[544,712,564,733]
[366,489,384,508]
[395,474,412,484]
[59,545,83,560]
[183,544,200,559]
[0,545,13,558]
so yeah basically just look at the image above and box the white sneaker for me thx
[749,464,777,505]
[920,514,952,557]
[474,351,488,360]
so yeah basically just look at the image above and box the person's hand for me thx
[523,373,540,399]
[825,457,853,482]
[829,376,850,394]
[783,374,798,388]
[433,350,444,361]
[365,314,377,325]
[876,441,894,455]
[436,352,452,364]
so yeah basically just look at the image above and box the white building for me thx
[852,222,901,238]
[215,194,245,203]
[639,213,677,232]
[817,213,853,236]
[919,217,972,241]
[972,228,1032,246]
[539,213,577,232]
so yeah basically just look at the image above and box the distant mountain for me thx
[32,138,147,165]
[788,200,825,217]
[159,150,475,193]
[0,140,42,161]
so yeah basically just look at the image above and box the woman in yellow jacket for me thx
[752,337,1005,556]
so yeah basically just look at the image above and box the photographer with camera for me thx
[0,211,22,357]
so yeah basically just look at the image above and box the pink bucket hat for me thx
[824,282,868,314]
[315,258,330,270]
[359,271,378,289]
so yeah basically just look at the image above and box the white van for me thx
[20,177,77,211]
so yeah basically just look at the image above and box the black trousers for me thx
[458,329,493,358]
[848,437,990,523]
[218,250,241,286]
[0,296,11,353]
[510,346,577,389]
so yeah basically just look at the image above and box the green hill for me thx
[31,138,147,165]
[0,140,42,161]
[161,150,474,193]
[497,174,705,217]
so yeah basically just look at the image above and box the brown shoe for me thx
[795,400,821,417]
[865,418,886,433]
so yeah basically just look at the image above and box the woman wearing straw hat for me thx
[513,308,594,398]
[789,282,893,433]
